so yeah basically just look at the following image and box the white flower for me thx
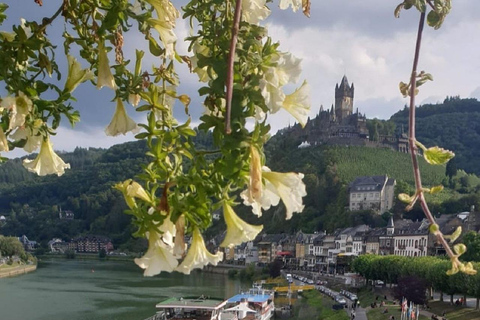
[0,31,15,42]
[96,39,117,90]
[176,228,223,274]
[282,80,310,127]
[259,52,302,114]
[158,213,176,247]
[279,0,302,12]
[148,18,177,59]
[144,0,179,58]
[134,229,178,276]
[105,98,139,136]
[220,203,263,248]
[114,179,152,209]
[23,137,70,176]
[145,0,179,28]
[242,0,271,25]
[128,93,141,106]
[2,92,33,131]
[131,0,142,15]
[64,54,94,93]
[274,52,302,86]
[0,127,9,152]
[260,76,285,113]
[20,18,33,38]
[241,167,306,219]
[11,125,43,153]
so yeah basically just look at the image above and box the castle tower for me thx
[335,75,354,122]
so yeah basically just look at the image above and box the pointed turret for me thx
[387,216,395,235]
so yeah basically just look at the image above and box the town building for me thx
[48,238,69,253]
[59,209,74,220]
[69,235,113,253]
[18,235,36,251]
[349,175,396,214]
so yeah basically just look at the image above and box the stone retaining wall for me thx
[0,264,37,278]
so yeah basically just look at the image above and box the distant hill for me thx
[390,97,480,175]
[1,107,477,249]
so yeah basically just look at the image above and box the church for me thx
[284,76,409,153]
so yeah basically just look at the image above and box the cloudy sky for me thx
[3,0,480,158]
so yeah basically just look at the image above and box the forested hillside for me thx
[390,97,480,175]
[1,115,479,251]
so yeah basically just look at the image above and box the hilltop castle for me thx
[283,76,409,153]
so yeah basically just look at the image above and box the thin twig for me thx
[408,11,456,259]
[425,0,436,11]
[225,0,242,135]
[39,5,64,31]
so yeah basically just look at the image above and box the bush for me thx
[65,249,76,259]
[228,269,238,278]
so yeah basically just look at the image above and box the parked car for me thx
[335,295,347,305]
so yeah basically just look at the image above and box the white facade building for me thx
[349,175,396,214]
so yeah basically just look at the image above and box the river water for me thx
[0,258,244,320]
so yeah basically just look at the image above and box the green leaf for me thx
[148,36,164,57]
[429,223,440,234]
[429,185,444,194]
[398,193,414,204]
[399,81,409,98]
[453,243,466,255]
[423,146,455,165]
[394,3,404,18]
[445,226,462,243]
[427,10,441,28]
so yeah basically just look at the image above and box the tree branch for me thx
[408,11,456,260]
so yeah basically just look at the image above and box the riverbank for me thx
[38,253,135,262]
[0,264,37,278]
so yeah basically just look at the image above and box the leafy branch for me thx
[399,4,476,275]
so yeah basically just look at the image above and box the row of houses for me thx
[217,210,480,273]
[48,235,114,254]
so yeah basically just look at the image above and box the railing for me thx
[143,312,165,320]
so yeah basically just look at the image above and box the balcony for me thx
[398,245,406,250]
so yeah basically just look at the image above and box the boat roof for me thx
[227,293,271,304]
[156,297,227,310]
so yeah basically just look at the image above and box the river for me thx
[0,258,244,320]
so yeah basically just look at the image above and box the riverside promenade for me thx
[0,264,37,278]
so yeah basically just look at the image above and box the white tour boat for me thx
[223,284,274,320]
[145,296,238,320]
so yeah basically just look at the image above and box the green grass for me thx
[300,290,349,320]
[428,301,480,320]
[367,305,429,320]
[356,287,377,307]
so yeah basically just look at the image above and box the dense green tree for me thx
[0,236,26,259]
[393,276,428,305]
[462,232,480,262]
